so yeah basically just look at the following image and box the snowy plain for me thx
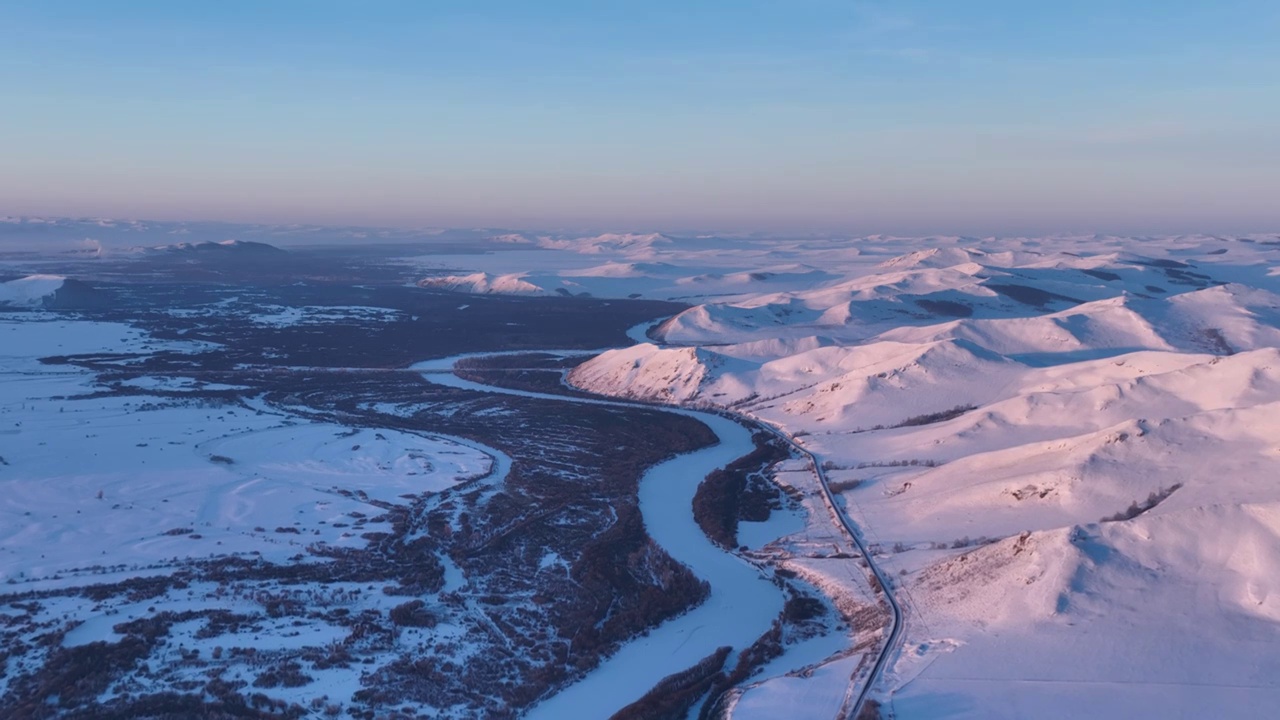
[0,316,494,582]
[0,310,516,714]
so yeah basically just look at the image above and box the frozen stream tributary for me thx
[413,354,786,719]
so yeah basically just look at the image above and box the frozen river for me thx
[413,354,786,719]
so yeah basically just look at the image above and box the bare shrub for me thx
[1101,483,1184,522]
[827,478,862,493]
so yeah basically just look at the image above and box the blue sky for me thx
[2,1,1277,234]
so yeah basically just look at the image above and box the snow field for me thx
[0,318,493,584]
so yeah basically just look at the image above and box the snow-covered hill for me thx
[0,274,111,310]
[137,238,287,257]
[418,271,547,295]
[5,222,1278,717]
[0,274,67,308]
[418,230,1280,718]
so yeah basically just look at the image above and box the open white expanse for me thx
[0,316,493,582]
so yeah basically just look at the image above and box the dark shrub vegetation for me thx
[609,646,731,720]
[1101,484,1183,522]
[692,432,791,549]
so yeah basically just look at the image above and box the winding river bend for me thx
[413,354,786,719]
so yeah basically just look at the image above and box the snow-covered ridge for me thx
[0,216,530,251]
[136,238,287,256]
[414,230,1280,718]
[0,274,67,308]
[536,232,676,254]
[418,272,546,295]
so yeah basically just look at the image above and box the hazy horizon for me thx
[3,215,1278,254]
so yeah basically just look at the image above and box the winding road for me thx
[749,419,904,718]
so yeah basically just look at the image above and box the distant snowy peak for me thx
[562,261,680,278]
[585,232,674,248]
[877,246,1051,271]
[537,232,676,255]
[877,247,990,269]
[418,272,546,295]
[141,239,287,256]
[488,233,535,244]
[675,267,832,287]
